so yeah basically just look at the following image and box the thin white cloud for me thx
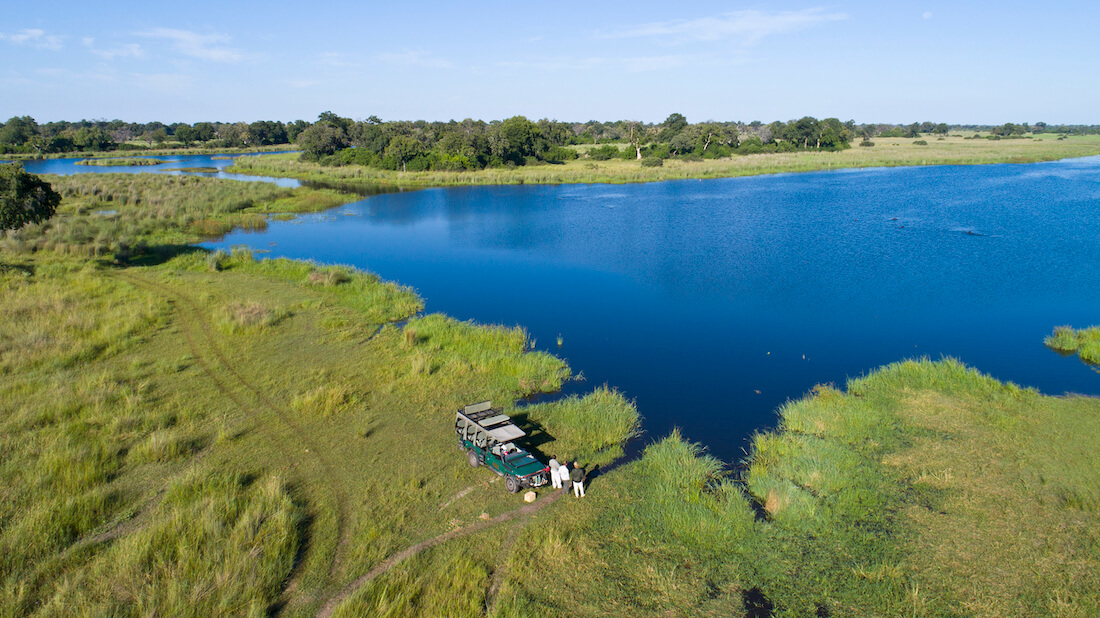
[1,28,63,51]
[83,37,145,61]
[376,50,452,69]
[137,28,243,62]
[603,9,847,45]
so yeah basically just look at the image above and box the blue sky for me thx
[2,1,1097,125]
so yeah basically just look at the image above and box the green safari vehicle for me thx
[455,401,550,493]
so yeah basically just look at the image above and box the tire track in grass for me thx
[484,518,526,616]
[316,491,562,618]
[114,270,353,610]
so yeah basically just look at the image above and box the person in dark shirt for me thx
[569,462,586,497]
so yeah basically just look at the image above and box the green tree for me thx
[657,113,688,142]
[499,116,541,164]
[785,117,820,149]
[72,127,116,152]
[175,125,197,147]
[295,123,348,159]
[626,121,651,159]
[0,164,60,231]
[384,135,422,172]
[193,122,216,142]
[0,116,39,146]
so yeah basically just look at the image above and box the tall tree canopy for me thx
[0,164,60,231]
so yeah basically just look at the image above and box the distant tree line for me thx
[3,113,1097,161]
[0,116,306,154]
[291,112,864,171]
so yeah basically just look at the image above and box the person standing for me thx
[570,461,586,497]
[548,457,561,489]
[558,462,571,496]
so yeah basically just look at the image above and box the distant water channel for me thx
[186,157,1098,463]
[21,152,301,187]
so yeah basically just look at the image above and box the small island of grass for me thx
[1046,325,1100,365]
[74,157,164,167]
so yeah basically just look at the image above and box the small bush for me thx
[191,219,232,237]
[913,140,928,146]
[859,140,875,147]
[207,249,230,272]
[307,267,352,287]
[291,383,360,416]
[587,145,620,161]
[640,156,663,167]
[217,301,288,333]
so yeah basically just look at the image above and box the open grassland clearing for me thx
[0,174,357,259]
[228,135,1100,188]
[0,248,635,616]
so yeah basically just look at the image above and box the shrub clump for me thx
[859,140,875,147]
[913,140,928,146]
[640,156,664,168]
[217,301,288,333]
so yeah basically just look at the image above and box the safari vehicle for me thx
[455,401,550,493]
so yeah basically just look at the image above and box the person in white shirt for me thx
[548,457,561,489]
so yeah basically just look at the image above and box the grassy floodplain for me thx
[227,134,1100,188]
[0,246,633,616]
[2,172,1099,616]
[1,173,361,257]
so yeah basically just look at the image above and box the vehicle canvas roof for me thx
[486,424,525,442]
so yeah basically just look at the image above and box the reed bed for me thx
[520,385,641,465]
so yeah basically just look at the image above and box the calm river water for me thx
[119,157,1100,462]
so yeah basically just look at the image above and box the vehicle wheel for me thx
[505,476,519,494]
[467,449,480,468]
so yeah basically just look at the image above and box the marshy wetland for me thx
[2,144,1099,615]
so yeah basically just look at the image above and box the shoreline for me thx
[224,135,1100,189]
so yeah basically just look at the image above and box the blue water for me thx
[201,158,1100,463]
[20,152,301,187]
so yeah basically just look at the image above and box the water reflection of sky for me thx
[206,158,1100,462]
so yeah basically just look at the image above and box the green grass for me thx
[495,358,1100,616]
[0,242,630,616]
[3,172,1098,616]
[1046,325,1100,366]
[227,135,1100,188]
[0,173,359,259]
[519,386,641,466]
[74,158,164,167]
